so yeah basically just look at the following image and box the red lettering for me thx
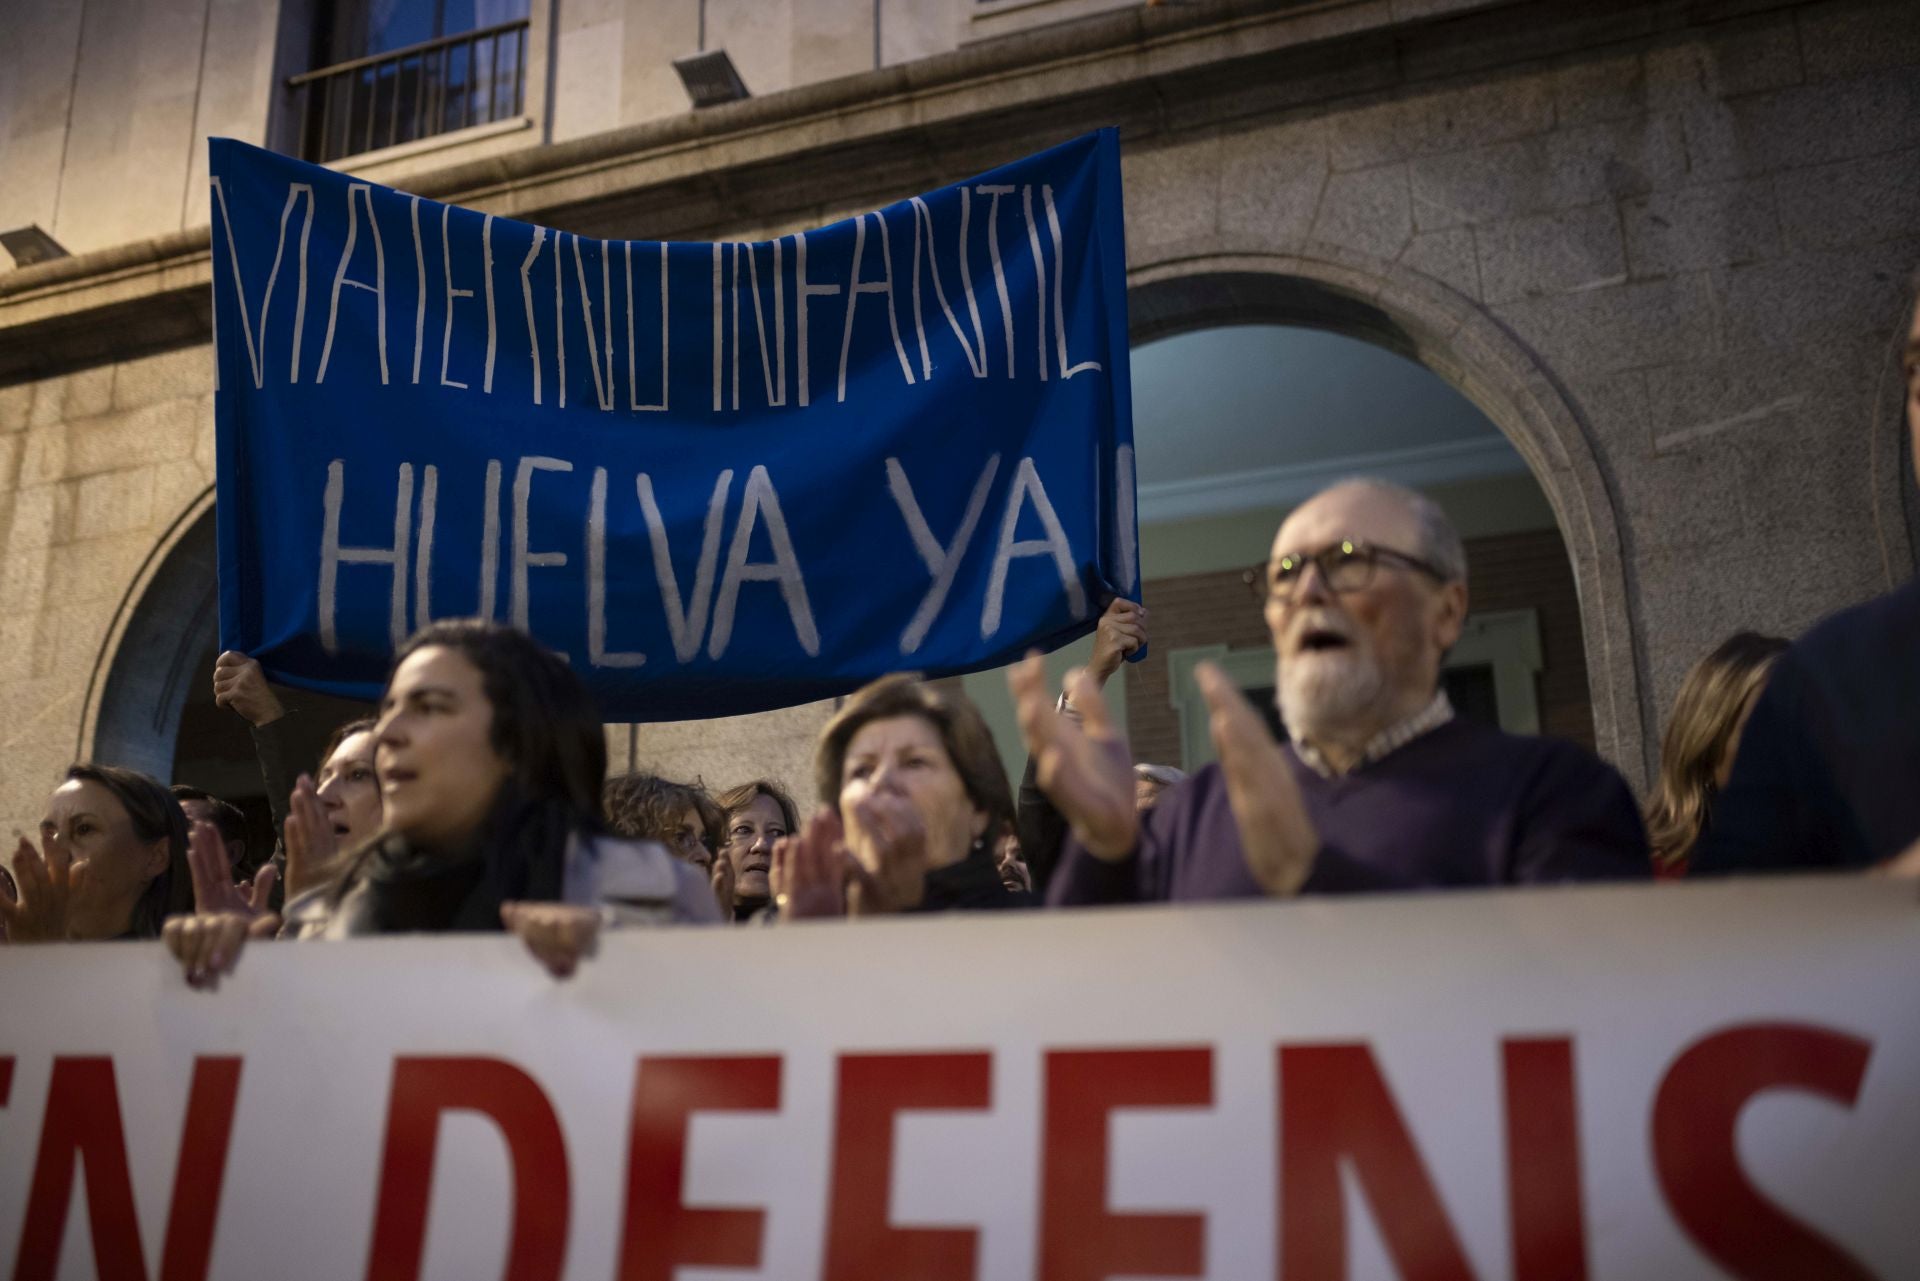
[1503,1038,1586,1281]
[1653,1023,1876,1280]
[364,1056,569,1281]
[824,1051,991,1281]
[13,1055,243,1281]
[1279,1043,1473,1281]
[618,1055,782,1281]
[1039,1047,1211,1281]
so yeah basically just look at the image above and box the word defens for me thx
[319,451,1091,662]
[0,1024,1874,1281]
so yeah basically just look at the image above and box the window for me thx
[291,0,532,163]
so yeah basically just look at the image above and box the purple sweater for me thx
[1048,718,1650,905]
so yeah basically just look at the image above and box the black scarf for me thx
[352,784,576,934]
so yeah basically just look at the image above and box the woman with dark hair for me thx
[1646,631,1789,877]
[780,674,1034,916]
[714,779,799,919]
[165,620,718,983]
[2,764,190,942]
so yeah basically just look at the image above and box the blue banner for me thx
[209,132,1136,720]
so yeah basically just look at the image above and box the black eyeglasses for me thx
[1242,539,1449,602]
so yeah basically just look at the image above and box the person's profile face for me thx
[374,646,512,849]
[317,729,383,851]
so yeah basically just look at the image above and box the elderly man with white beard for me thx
[1011,478,1649,903]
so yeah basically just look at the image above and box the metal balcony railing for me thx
[289,19,529,164]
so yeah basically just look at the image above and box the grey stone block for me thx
[19,429,67,486]
[1643,14,1803,110]
[65,400,203,478]
[1617,445,1747,557]
[1714,238,1920,356]
[1732,68,1920,172]
[1327,74,1553,172]
[0,434,21,496]
[0,384,33,433]
[1491,272,1719,376]
[112,346,210,409]
[1622,176,1782,276]
[0,546,49,610]
[1798,1,1920,81]
[152,458,212,526]
[3,484,72,552]
[71,468,157,542]
[1310,163,1412,260]
[60,366,114,420]
[1548,50,1647,128]
[49,531,155,608]
[1216,119,1328,247]
[1477,202,1627,303]
[1642,355,1813,456]
[1775,149,1920,253]
[1411,114,1687,230]
[1122,136,1222,251]
[27,379,65,429]
[1398,227,1482,301]
[0,617,39,684]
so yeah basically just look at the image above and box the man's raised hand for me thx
[1194,661,1319,895]
[1010,653,1138,862]
[1087,598,1148,686]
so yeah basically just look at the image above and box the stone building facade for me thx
[1,0,1916,837]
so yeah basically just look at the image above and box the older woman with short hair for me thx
[781,674,1033,916]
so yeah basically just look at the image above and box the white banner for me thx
[1,876,1916,1281]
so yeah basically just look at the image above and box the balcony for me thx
[289,18,529,165]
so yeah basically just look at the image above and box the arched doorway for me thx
[83,494,372,855]
[1124,254,1650,787]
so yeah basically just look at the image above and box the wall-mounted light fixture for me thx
[0,225,69,268]
[673,50,750,109]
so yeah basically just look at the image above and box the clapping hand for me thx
[1010,654,1139,861]
[1194,661,1319,895]
[772,811,852,920]
[0,834,71,943]
[283,774,343,900]
[186,819,276,918]
[844,792,929,915]
[711,850,737,918]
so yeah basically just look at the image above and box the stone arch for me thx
[78,487,217,777]
[1127,243,1651,786]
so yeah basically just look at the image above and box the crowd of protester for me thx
[3,285,1917,975]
